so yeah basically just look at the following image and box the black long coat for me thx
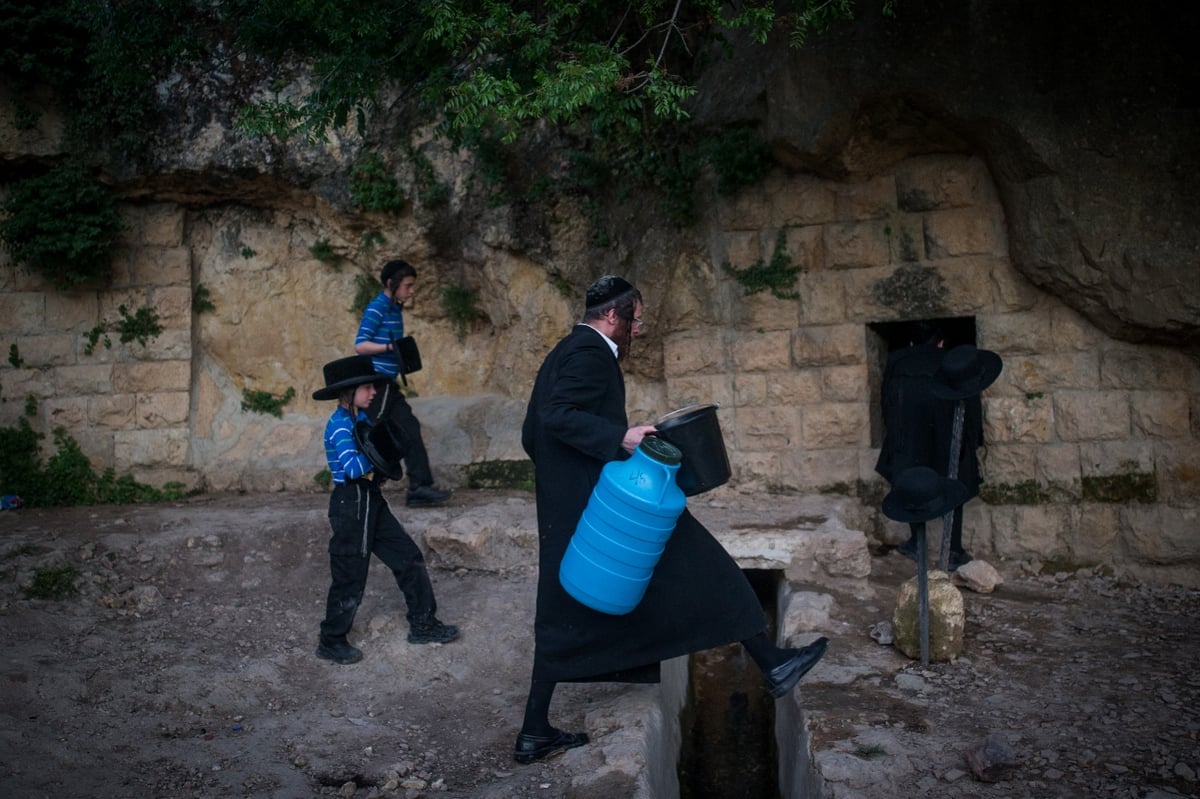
[875,343,984,497]
[521,325,767,683]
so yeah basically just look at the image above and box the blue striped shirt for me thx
[355,292,404,377]
[324,406,373,483]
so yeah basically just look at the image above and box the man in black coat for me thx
[513,275,828,764]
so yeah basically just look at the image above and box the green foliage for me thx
[240,245,257,259]
[1,0,207,156]
[0,161,124,288]
[350,272,380,317]
[463,459,535,491]
[24,395,37,417]
[349,152,407,214]
[0,418,184,508]
[403,143,450,209]
[439,283,483,342]
[314,468,331,488]
[309,238,342,265]
[192,284,215,313]
[724,229,801,300]
[83,304,163,355]
[8,344,23,368]
[359,230,386,253]
[241,386,296,418]
[25,563,80,600]
[703,128,774,196]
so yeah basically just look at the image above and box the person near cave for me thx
[513,274,828,764]
[312,354,460,665]
[354,259,452,508]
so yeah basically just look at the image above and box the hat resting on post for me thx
[929,344,1003,400]
[882,466,970,523]
[312,355,380,400]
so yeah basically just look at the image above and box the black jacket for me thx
[522,325,766,683]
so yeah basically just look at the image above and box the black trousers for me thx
[319,481,436,641]
[367,380,434,489]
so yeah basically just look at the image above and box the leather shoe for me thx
[764,637,829,698]
[315,637,363,665]
[895,538,919,562]
[406,484,452,507]
[512,728,589,764]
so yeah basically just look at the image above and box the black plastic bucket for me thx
[654,403,731,497]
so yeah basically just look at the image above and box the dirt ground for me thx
[0,489,1198,799]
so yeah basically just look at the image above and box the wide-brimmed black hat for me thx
[312,355,380,400]
[929,344,1002,400]
[882,466,970,523]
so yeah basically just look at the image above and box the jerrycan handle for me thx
[637,436,684,503]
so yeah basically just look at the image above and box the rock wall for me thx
[1,0,1198,585]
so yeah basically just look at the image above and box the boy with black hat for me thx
[312,354,459,664]
[354,259,452,508]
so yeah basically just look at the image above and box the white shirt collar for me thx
[579,323,618,358]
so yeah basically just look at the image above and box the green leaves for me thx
[0,161,123,289]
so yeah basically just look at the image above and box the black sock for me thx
[741,631,787,673]
[520,680,558,738]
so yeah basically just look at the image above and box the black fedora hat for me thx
[312,355,380,400]
[929,344,1002,400]
[882,466,970,523]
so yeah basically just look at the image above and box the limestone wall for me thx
[1,152,1197,586]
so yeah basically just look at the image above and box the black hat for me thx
[882,466,970,523]
[585,275,636,310]
[929,344,1002,400]
[312,355,379,400]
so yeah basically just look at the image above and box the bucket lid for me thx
[654,403,718,430]
[639,436,683,465]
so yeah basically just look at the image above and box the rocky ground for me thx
[0,489,1197,799]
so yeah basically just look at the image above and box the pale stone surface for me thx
[779,591,835,636]
[951,559,1004,593]
[800,402,870,449]
[896,155,996,210]
[989,504,1071,560]
[823,219,891,270]
[1122,505,1200,563]
[113,360,191,394]
[892,571,965,662]
[793,324,864,367]
[89,394,137,429]
[985,395,1054,443]
[731,329,793,372]
[136,392,190,429]
[923,207,1007,259]
[1055,391,1131,441]
[1130,390,1191,439]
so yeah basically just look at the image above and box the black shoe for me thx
[407,617,459,644]
[947,549,973,572]
[406,485,452,507]
[896,538,919,562]
[513,729,589,764]
[764,637,829,698]
[315,637,363,664]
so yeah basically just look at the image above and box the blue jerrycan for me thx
[559,437,687,614]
